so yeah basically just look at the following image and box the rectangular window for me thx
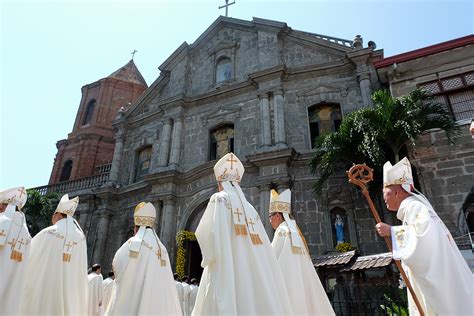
[419,72,474,121]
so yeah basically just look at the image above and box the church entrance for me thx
[177,202,206,281]
[185,239,203,280]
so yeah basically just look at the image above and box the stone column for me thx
[160,197,177,262]
[108,128,125,185]
[154,200,163,236]
[259,184,274,239]
[158,117,173,167]
[358,71,373,107]
[92,211,111,264]
[259,93,272,147]
[273,89,287,147]
[169,116,183,167]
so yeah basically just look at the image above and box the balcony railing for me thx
[32,172,110,195]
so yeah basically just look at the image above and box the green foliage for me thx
[23,189,60,236]
[335,242,355,253]
[310,89,459,194]
[380,291,409,316]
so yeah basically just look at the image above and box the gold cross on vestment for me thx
[18,187,26,199]
[234,208,243,221]
[17,238,27,250]
[156,248,161,258]
[64,241,74,252]
[247,218,256,232]
[227,154,237,170]
[0,229,5,237]
[8,238,16,248]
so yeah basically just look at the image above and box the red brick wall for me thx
[49,77,146,184]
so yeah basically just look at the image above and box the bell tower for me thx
[49,60,148,184]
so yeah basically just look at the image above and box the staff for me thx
[346,163,425,316]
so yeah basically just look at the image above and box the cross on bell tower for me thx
[219,0,235,17]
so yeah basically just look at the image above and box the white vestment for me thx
[20,218,88,315]
[391,196,473,316]
[182,282,191,316]
[272,221,335,316]
[88,272,104,316]
[176,280,185,315]
[192,191,293,316]
[106,228,182,316]
[102,277,115,312]
[0,210,31,315]
[187,285,199,316]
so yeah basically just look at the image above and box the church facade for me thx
[72,16,388,275]
[39,17,473,283]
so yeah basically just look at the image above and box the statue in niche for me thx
[334,214,345,244]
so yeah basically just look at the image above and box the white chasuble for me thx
[102,277,115,312]
[0,211,31,315]
[20,218,88,316]
[192,192,293,316]
[106,228,182,316]
[176,280,185,315]
[391,196,473,316]
[272,222,335,316]
[88,273,104,316]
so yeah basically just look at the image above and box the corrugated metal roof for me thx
[313,250,356,267]
[340,252,393,272]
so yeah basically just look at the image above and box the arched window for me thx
[216,57,232,83]
[308,103,342,148]
[82,99,96,125]
[59,160,73,182]
[210,125,234,161]
[135,146,152,182]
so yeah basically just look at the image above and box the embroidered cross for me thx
[17,238,27,250]
[8,238,16,248]
[227,154,237,170]
[233,208,243,221]
[18,187,26,199]
[247,218,256,232]
[64,241,74,252]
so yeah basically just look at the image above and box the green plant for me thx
[335,242,355,253]
[310,89,459,195]
[380,291,408,316]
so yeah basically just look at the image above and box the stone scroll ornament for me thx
[347,164,425,316]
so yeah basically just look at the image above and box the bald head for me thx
[383,184,411,211]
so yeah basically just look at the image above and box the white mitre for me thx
[55,194,80,262]
[383,157,414,193]
[0,186,27,210]
[213,152,244,183]
[130,202,156,253]
[55,194,79,216]
[269,189,304,252]
[0,187,28,248]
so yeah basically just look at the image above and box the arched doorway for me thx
[176,202,207,281]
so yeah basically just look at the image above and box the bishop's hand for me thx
[375,222,391,237]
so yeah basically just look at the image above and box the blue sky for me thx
[1,0,473,189]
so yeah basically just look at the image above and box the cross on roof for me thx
[219,0,235,17]
[131,49,138,60]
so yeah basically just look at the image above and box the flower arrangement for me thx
[335,241,355,253]
[175,230,197,278]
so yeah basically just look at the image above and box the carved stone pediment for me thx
[201,105,241,126]
[209,39,240,56]
[297,84,342,97]
[297,84,348,104]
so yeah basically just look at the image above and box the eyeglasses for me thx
[268,213,278,219]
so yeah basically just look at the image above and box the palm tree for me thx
[310,89,459,194]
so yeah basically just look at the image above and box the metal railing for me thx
[33,172,110,195]
[330,284,408,316]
